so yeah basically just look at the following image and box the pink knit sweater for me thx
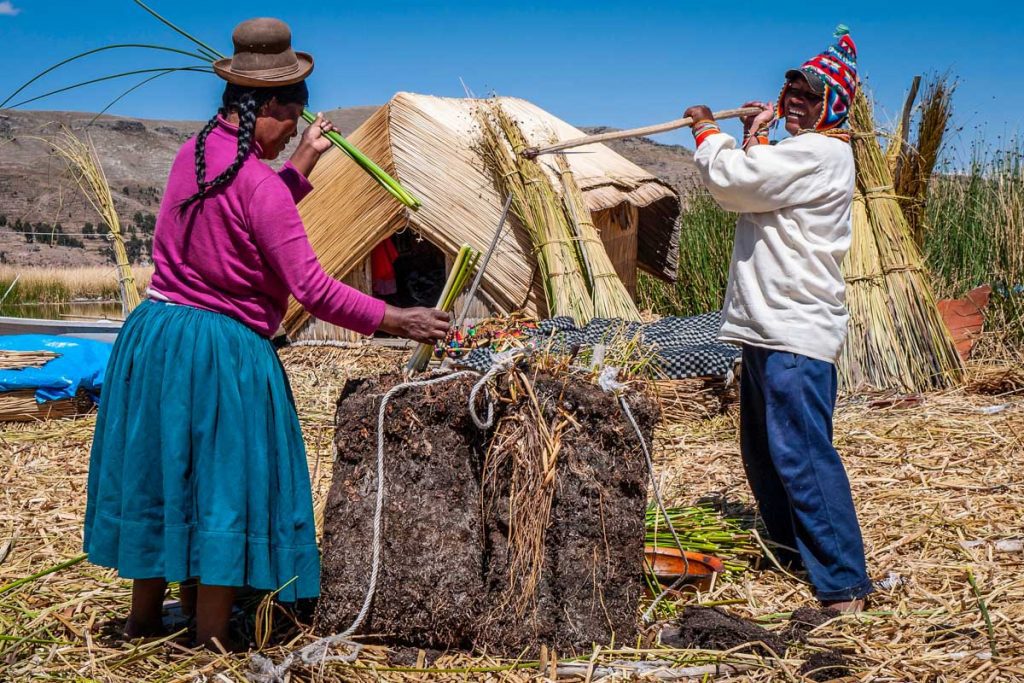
[149,116,386,338]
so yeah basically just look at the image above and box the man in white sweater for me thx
[684,26,872,612]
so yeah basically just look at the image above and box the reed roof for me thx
[284,92,680,335]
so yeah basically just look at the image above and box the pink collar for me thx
[215,115,265,159]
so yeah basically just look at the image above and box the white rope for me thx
[468,349,527,429]
[597,366,692,623]
[248,370,480,682]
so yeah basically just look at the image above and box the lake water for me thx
[0,301,125,320]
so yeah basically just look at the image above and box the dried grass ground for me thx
[1,345,1022,681]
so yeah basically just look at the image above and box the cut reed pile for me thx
[1,348,1022,681]
[840,90,965,393]
[0,389,94,422]
[0,350,58,370]
[477,102,594,323]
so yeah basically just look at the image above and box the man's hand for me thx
[379,305,451,345]
[684,105,714,122]
[740,101,776,132]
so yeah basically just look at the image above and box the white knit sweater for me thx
[693,132,855,363]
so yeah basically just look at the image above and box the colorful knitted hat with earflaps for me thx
[778,25,858,131]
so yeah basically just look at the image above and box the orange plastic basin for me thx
[645,546,725,591]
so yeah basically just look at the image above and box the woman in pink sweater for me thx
[83,18,448,650]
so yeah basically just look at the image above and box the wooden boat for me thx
[0,315,122,343]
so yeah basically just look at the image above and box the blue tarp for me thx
[0,335,112,403]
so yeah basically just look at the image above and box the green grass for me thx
[636,188,735,317]
[924,143,1024,345]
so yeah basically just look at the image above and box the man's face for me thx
[781,76,825,135]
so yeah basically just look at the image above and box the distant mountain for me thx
[0,107,696,267]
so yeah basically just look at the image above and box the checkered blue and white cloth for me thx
[453,312,740,380]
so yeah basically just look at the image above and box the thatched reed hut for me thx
[285,93,680,340]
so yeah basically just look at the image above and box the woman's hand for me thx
[684,105,714,122]
[379,305,451,345]
[740,101,776,132]
[289,112,336,177]
[299,112,337,155]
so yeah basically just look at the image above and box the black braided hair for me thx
[178,80,309,212]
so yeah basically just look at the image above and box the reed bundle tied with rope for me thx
[476,102,594,324]
[839,91,965,392]
[554,155,641,321]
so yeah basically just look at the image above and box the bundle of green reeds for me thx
[406,244,480,373]
[839,91,965,392]
[645,505,759,574]
[46,129,140,315]
[476,102,595,324]
[555,154,641,321]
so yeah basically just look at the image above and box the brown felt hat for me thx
[212,18,313,87]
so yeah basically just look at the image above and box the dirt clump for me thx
[798,650,851,681]
[779,606,839,643]
[316,370,657,656]
[661,607,785,656]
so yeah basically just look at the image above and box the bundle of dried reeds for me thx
[46,129,140,315]
[839,91,965,392]
[555,154,641,321]
[476,102,594,324]
[889,76,955,247]
[0,350,58,371]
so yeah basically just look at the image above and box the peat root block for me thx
[317,371,658,655]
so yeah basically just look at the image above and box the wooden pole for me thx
[522,106,762,158]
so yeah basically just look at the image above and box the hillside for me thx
[0,106,696,267]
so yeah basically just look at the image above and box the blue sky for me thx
[2,0,1022,158]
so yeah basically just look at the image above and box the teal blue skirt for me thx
[83,300,319,601]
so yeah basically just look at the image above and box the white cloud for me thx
[0,2,20,16]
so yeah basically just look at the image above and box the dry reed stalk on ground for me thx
[2,347,1022,681]
[839,90,965,393]
[45,129,141,315]
[555,154,642,321]
[476,101,595,323]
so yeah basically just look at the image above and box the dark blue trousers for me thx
[740,345,872,602]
